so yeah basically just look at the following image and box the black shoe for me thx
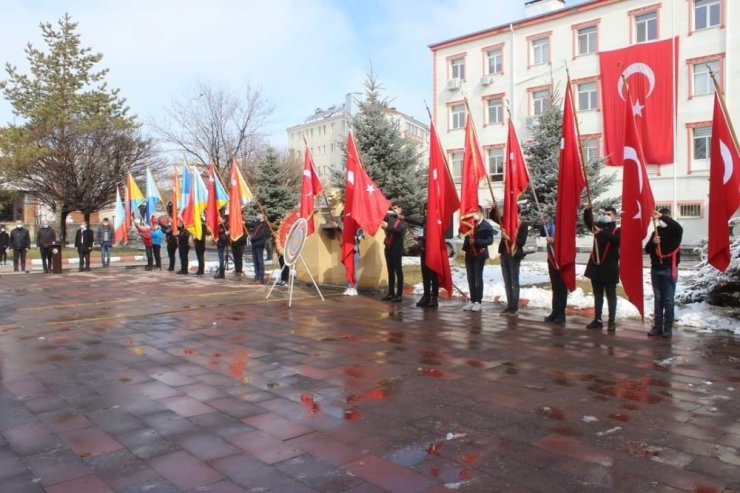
[648,327,662,337]
[427,296,438,308]
[505,310,518,317]
[586,320,603,329]
[544,314,555,322]
[213,274,225,279]
[392,296,403,303]
[552,318,566,326]
[176,270,187,275]
[168,268,174,272]
[193,272,204,277]
[662,327,672,338]
[499,308,511,316]
[415,295,430,307]
[381,293,394,301]
[607,321,616,332]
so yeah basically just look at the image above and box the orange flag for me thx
[228,161,246,242]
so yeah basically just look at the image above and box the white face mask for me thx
[658,220,668,228]
[81,224,86,230]
[42,224,48,228]
[16,224,22,229]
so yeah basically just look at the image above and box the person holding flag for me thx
[583,206,620,331]
[541,217,566,326]
[490,203,528,315]
[645,209,683,338]
[381,203,407,303]
[462,206,494,312]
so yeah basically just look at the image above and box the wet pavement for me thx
[0,269,739,493]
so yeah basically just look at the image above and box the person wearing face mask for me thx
[381,202,407,303]
[95,218,113,267]
[36,219,57,273]
[583,205,621,331]
[9,221,31,272]
[462,206,494,312]
[74,222,95,271]
[0,225,9,266]
[645,208,683,338]
[490,204,529,316]
[249,213,270,283]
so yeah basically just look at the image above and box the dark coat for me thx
[490,207,528,259]
[250,221,270,248]
[0,230,8,249]
[36,227,57,247]
[177,229,191,251]
[9,227,31,250]
[216,224,230,248]
[584,208,620,284]
[645,215,683,269]
[383,212,407,251]
[74,228,95,252]
[95,224,114,244]
[463,219,494,259]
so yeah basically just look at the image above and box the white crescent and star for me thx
[347,171,355,185]
[617,62,656,117]
[720,140,734,185]
[365,184,375,193]
[623,146,644,192]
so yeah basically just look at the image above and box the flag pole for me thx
[462,96,498,205]
[708,66,740,151]
[302,136,342,237]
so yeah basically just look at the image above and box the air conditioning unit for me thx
[525,116,540,129]
[446,78,462,90]
[480,75,494,86]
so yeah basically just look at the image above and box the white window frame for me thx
[577,25,597,55]
[487,148,504,181]
[451,104,466,130]
[635,11,657,43]
[577,82,598,111]
[450,58,465,80]
[532,90,549,115]
[582,138,600,164]
[694,0,720,30]
[532,38,549,65]
[693,61,719,96]
[450,151,463,182]
[679,203,702,218]
[693,126,711,163]
[487,98,503,125]
[487,48,503,74]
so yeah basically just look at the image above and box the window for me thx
[451,58,465,80]
[487,148,504,182]
[582,138,600,164]
[330,143,336,152]
[577,82,598,111]
[694,0,720,30]
[487,48,503,74]
[532,90,549,115]
[487,98,503,125]
[693,126,711,160]
[450,151,463,182]
[532,38,549,65]
[693,60,719,96]
[577,26,597,55]
[679,203,702,218]
[655,203,673,216]
[635,11,657,42]
[450,104,465,129]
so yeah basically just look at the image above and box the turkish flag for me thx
[300,146,324,236]
[342,132,362,284]
[351,161,390,237]
[619,99,655,319]
[228,161,245,242]
[426,122,460,297]
[503,120,529,254]
[205,165,220,239]
[555,84,586,292]
[600,38,678,165]
[708,93,740,272]
[459,114,487,236]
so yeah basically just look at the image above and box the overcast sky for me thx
[0,0,588,150]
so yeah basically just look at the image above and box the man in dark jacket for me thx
[584,206,620,331]
[231,224,247,279]
[36,219,57,273]
[250,214,270,283]
[193,226,207,276]
[163,218,178,272]
[0,225,9,265]
[407,213,439,308]
[10,220,31,272]
[463,207,494,312]
[645,208,683,338]
[541,218,566,325]
[177,223,191,274]
[382,203,407,302]
[74,222,95,271]
[214,220,229,279]
[491,204,529,316]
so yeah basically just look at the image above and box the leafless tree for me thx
[153,80,272,177]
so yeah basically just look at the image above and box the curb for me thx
[28,255,145,266]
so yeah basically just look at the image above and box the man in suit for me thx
[74,222,95,271]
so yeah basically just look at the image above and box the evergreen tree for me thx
[0,14,151,239]
[246,147,298,228]
[349,72,426,216]
[521,86,617,234]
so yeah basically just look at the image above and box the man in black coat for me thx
[249,214,270,283]
[9,220,31,272]
[490,204,529,316]
[541,218,567,325]
[214,220,229,279]
[231,224,247,279]
[74,222,95,271]
[176,223,191,274]
[0,224,9,266]
[381,203,407,302]
[407,213,439,308]
[645,208,683,338]
[163,218,178,272]
[584,206,620,331]
[193,227,207,276]
[36,219,57,273]
[462,207,494,312]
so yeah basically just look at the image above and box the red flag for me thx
[342,132,362,284]
[426,122,460,296]
[171,167,179,235]
[459,114,487,236]
[600,38,678,165]
[228,161,246,242]
[350,158,390,237]
[708,93,740,272]
[300,146,324,236]
[503,120,529,254]
[619,97,655,319]
[554,83,586,292]
[205,165,220,239]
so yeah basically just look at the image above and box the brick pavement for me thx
[0,269,738,492]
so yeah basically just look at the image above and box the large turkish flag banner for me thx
[600,38,678,165]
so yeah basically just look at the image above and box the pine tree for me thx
[350,72,426,216]
[521,86,617,234]
[246,147,298,228]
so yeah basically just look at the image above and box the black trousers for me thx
[167,242,177,271]
[384,247,404,297]
[78,250,90,270]
[420,250,439,297]
[0,248,6,263]
[548,262,568,321]
[13,249,27,271]
[231,241,245,274]
[40,246,53,272]
[278,255,289,282]
[153,245,161,269]
[178,245,190,273]
[194,240,205,275]
[591,279,617,322]
[144,247,153,269]
[465,254,486,303]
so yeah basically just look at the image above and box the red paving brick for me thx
[0,268,738,492]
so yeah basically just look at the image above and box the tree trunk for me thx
[54,200,65,243]
[84,212,91,225]
[60,211,69,244]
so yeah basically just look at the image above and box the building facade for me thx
[430,0,737,243]
[286,93,429,183]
